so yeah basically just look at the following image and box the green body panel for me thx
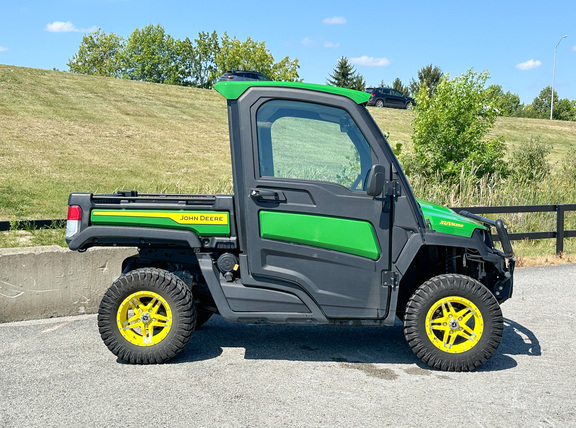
[417,199,483,238]
[259,211,380,260]
[91,210,231,236]
[214,81,371,104]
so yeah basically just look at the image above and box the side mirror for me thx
[366,164,386,196]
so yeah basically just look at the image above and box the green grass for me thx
[1,64,575,260]
[0,65,232,220]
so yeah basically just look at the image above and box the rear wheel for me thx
[403,274,503,371]
[375,99,385,107]
[98,267,195,364]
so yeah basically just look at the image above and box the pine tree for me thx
[327,57,365,91]
[392,77,410,96]
[409,64,443,97]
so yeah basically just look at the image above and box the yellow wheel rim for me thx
[116,291,173,347]
[425,296,484,354]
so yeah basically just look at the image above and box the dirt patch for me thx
[516,253,576,267]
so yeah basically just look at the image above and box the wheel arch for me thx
[120,248,228,316]
[68,226,203,251]
[394,234,511,319]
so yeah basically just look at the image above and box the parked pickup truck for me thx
[66,81,515,371]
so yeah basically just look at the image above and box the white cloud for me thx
[573,45,576,52]
[323,16,346,25]
[301,37,318,48]
[45,21,97,33]
[515,59,542,70]
[350,56,391,67]
[0,46,7,52]
[323,41,339,48]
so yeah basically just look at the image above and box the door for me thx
[392,89,407,108]
[232,89,394,319]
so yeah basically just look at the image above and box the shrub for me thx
[408,69,507,183]
[508,136,551,183]
[559,146,576,183]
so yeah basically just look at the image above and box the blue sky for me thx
[1,0,575,104]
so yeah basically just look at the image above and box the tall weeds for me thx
[407,167,576,234]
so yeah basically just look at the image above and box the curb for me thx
[0,246,136,323]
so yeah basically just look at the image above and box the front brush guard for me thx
[458,211,515,259]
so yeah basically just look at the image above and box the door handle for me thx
[249,189,286,202]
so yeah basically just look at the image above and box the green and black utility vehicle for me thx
[66,81,515,371]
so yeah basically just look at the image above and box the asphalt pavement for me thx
[1,264,575,427]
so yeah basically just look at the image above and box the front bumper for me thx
[459,211,515,302]
[459,211,515,259]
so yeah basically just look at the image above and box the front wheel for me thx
[403,274,503,372]
[98,268,196,364]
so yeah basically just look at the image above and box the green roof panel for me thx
[214,81,371,104]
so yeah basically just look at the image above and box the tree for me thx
[188,31,220,88]
[485,85,522,116]
[270,56,301,82]
[173,37,196,86]
[215,33,300,82]
[327,57,365,91]
[68,25,301,87]
[501,92,523,117]
[406,69,507,182]
[392,77,410,95]
[532,86,576,121]
[554,98,576,121]
[532,86,555,118]
[67,29,124,77]
[409,64,443,98]
[121,24,181,84]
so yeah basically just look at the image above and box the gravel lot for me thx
[1,264,575,427]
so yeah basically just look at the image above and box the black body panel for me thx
[225,86,423,322]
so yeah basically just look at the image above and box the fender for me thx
[67,225,203,251]
[394,229,507,277]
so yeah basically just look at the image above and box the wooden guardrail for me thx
[453,204,576,255]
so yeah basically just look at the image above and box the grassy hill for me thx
[1,65,232,220]
[1,64,575,219]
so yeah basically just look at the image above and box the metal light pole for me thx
[550,35,567,120]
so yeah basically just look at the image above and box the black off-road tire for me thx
[403,274,503,372]
[98,267,196,364]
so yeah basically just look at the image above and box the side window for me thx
[256,100,373,191]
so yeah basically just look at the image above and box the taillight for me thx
[67,205,82,221]
[66,205,82,239]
